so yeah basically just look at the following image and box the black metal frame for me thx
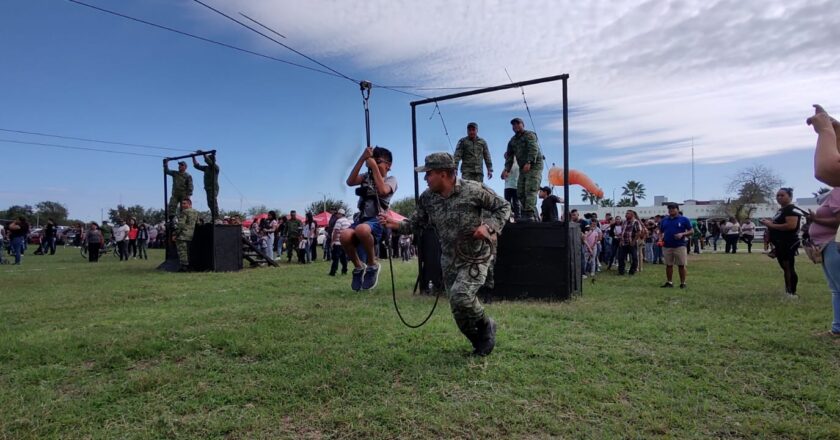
[409,74,572,295]
[162,150,216,221]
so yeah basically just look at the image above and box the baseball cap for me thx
[510,117,524,125]
[414,152,456,172]
[337,208,346,215]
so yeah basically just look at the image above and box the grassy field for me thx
[1,245,839,439]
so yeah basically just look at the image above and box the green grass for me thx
[1,246,839,439]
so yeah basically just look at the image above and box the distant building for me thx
[563,196,819,221]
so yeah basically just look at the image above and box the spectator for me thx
[297,232,308,264]
[740,219,756,253]
[723,217,740,253]
[690,218,702,254]
[286,211,302,263]
[761,188,803,298]
[276,216,287,257]
[148,224,158,249]
[127,218,139,258]
[806,186,840,335]
[100,221,113,246]
[399,234,412,262]
[0,222,5,264]
[503,154,521,220]
[709,220,722,252]
[263,211,278,261]
[86,222,104,263]
[583,223,601,278]
[659,203,693,289]
[644,219,657,263]
[324,208,337,261]
[303,212,316,263]
[617,210,642,276]
[137,223,149,260]
[113,219,130,261]
[41,219,57,255]
[8,217,29,265]
[808,104,840,186]
[538,186,561,222]
[329,208,352,276]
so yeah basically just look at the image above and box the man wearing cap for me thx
[329,208,352,276]
[164,160,194,217]
[453,122,493,183]
[175,198,198,272]
[286,210,302,263]
[501,118,543,221]
[192,151,220,222]
[538,186,562,222]
[379,152,511,356]
[658,203,693,288]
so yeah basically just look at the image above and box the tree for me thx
[599,198,615,207]
[247,205,268,217]
[35,201,69,223]
[621,180,646,207]
[389,196,416,217]
[223,209,246,220]
[581,189,601,205]
[617,197,634,207]
[108,205,147,223]
[724,165,783,220]
[813,187,831,198]
[306,198,350,215]
[4,205,34,222]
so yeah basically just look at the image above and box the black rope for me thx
[238,12,286,39]
[67,0,345,80]
[0,138,162,158]
[505,68,538,134]
[452,233,494,279]
[390,243,442,329]
[427,102,454,153]
[0,127,192,152]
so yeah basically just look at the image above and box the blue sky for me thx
[2,0,838,221]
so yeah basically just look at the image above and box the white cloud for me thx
[196,0,840,166]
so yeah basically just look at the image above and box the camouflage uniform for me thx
[165,166,194,216]
[397,172,510,346]
[285,217,302,262]
[453,136,493,183]
[175,207,198,268]
[504,129,543,220]
[193,155,220,221]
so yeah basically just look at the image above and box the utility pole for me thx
[691,137,695,200]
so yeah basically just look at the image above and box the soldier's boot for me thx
[475,317,497,356]
[457,322,481,354]
[178,264,190,272]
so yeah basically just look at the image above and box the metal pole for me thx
[411,104,419,201]
[562,77,572,296]
[411,74,569,106]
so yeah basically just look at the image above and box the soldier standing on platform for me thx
[175,198,198,272]
[192,151,220,222]
[165,160,193,217]
[453,122,493,183]
[501,117,543,221]
[379,152,511,356]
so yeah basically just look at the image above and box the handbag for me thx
[802,238,826,264]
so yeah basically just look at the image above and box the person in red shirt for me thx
[127,218,139,259]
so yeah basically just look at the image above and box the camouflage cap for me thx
[510,117,524,125]
[414,152,456,172]
[467,122,478,129]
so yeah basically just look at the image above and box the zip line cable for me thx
[192,0,357,84]
[0,138,162,158]
[428,102,454,153]
[238,12,286,39]
[0,127,193,153]
[67,0,345,80]
[505,68,538,134]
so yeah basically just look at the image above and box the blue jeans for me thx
[265,233,274,260]
[821,241,840,333]
[350,218,383,264]
[11,236,24,264]
[644,242,655,262]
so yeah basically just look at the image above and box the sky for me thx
[2,0,839,222]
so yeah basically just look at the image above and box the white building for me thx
[560,196,820,220]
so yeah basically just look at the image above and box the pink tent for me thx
[385,210,406,222]
[313,211,332,227]
[242,213,268,228]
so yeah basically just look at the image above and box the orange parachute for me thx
[548,167,604,198]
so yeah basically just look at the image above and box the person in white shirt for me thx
[740,219,756,253]
[329,209,353,276]
[112,219,131,261]
[724,217,741,254]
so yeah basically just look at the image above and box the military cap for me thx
[414,152,456,172]
[178,160,187,166]
[510,117,524,125]
[467,122,478,129]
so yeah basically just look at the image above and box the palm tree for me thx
[621,180,646,207]
[581,189,599,205]
[617,197,634,207]
[600,198,615,207]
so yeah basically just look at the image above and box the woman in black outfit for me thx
[761,188,803,297]
[86,222,104,262]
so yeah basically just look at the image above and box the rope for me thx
[505,68,538,134]
[452,232,494,279]
[0,138,162,158]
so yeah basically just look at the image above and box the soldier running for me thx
[501,117,543,222]
[453,122,493,183]
[164,160,193,217]
[192,151,220,222]
[175,198,198,272]
[379,152,511,356]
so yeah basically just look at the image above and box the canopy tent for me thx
[313,211,331,227]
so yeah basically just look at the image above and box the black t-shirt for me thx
[769,204,801,247]
[10,221,30,239]
[540,195,561,222]
[45,224,56,238]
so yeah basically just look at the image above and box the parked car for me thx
[28,228,42,245]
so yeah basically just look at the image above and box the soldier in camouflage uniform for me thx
[453,122,493,183]
[164,160,194,217]
[501,117,543,221]
[192,151,220,222]
[285,210,303,263]
[175,198,198,272]
[380,152,511,356]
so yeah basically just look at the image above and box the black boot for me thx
[475,317,497,356]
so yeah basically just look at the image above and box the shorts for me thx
[663,246,688,266]
[350,218,383,243]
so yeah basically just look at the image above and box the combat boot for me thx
[475,317,497,356]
